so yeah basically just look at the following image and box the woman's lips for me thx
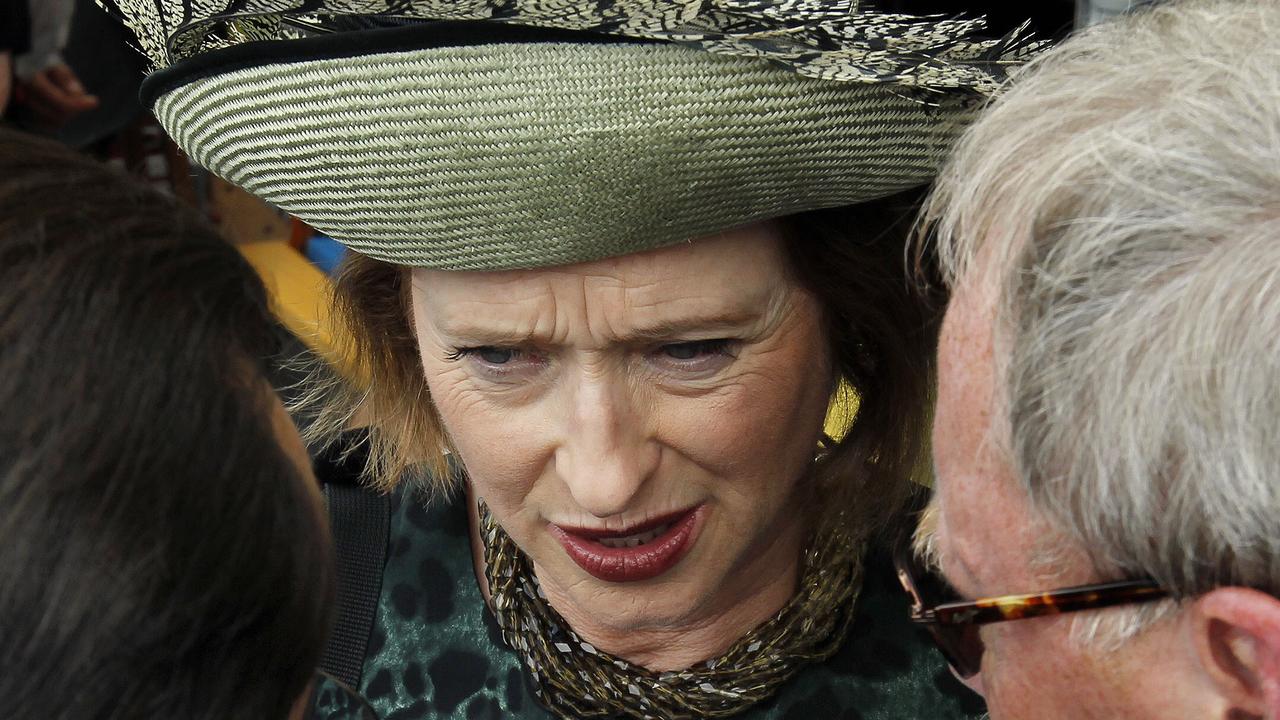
[549,506,704,583]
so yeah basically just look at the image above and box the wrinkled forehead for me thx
[409,225,795,331]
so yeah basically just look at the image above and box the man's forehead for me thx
[934,278,1004,493]
[938,277,999,383]
[932,275,1037,592]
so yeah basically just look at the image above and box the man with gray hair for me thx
[903,1,1280,717]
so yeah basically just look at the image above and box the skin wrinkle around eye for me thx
[427,278,798,403]
[409,227,835,670]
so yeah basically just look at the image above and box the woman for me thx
[0,129,359,719]
[106,2,1038,717]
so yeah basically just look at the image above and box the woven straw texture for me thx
[155,41,972,270]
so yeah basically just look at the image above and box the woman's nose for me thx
[554,375,659,518]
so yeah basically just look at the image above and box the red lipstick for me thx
[549,506,704,583]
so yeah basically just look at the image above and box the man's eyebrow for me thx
[913,503,944,570]
[437,310,760,346]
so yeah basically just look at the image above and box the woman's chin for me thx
[533,541,722,638]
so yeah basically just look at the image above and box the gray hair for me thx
[922,0,1280,632]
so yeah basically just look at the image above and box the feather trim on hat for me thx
[100,0,1040,94]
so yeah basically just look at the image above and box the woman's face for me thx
[410,225,833,649]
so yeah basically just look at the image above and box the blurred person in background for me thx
[11,0,98,127]
[0,0,29,115]
[4,0,146,148]
[906,1,1280,718]
[0,128,351,720]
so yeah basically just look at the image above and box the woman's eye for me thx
[445,346,525,367]
[444,345,547,384]
[659,340,731,362]
[477,347,515,365]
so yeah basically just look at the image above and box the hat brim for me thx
[151,25,973,270]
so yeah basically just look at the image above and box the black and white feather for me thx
[99,0,1040,93]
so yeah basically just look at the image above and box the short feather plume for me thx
[98,0,1042,93]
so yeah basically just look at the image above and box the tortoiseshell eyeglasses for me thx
[893,544,1169,678]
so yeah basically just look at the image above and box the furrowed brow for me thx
[434,325,543,347]
[621,311,760,343]
[438,310,760,347]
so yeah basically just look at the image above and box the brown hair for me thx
[782,191,940,534]
[0,128,335,720]
[306,189,937,535]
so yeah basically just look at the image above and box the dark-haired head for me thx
[0,128,334,720]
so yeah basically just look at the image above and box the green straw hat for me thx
[106,1,1036,270]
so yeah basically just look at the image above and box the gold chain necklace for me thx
[480,504,865,719]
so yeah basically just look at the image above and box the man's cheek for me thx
[956,667,985,697]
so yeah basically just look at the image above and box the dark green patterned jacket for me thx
[312,487,985,720]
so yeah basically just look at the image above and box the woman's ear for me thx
[1192,587,1280,720]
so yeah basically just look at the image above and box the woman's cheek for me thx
[662,368,816,475]
[427,371,505,463]
[429,377,548,511]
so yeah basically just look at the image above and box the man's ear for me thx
[1192,587,1280,720]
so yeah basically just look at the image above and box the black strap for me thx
[320,483,390,689]
[317,433,390,691]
